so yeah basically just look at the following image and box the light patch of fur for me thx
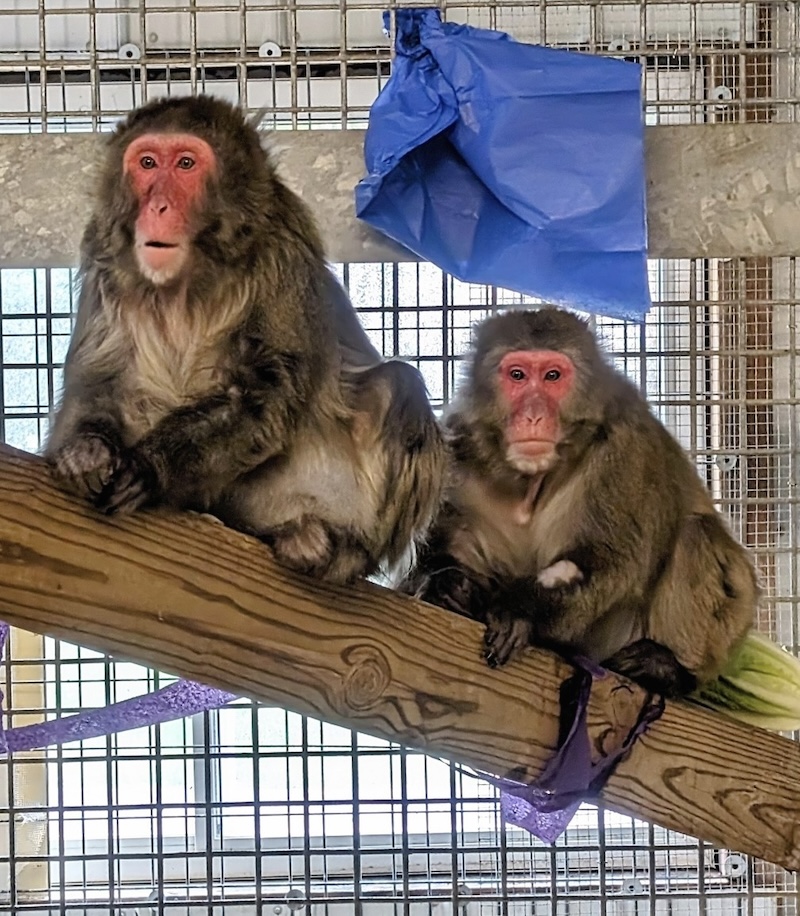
[448,466,585,579]
[506,444,558,477]
[537,559,583,589]
[116,285,251,439]
[218,422,384,538]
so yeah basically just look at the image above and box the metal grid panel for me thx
[0,0,795,129]
[1,261,798,914]
[0,0,799,913]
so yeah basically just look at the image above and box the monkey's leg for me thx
[647,513,758,686]
[261,515,373,584]
[409,556,487,620]
[602,639,697,698]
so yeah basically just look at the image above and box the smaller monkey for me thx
[45,95,445,584]
[401,307,759,697]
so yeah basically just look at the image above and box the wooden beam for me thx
[0,442,799,870]
[2,124,800,266]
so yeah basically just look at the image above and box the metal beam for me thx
[0,123,798,266]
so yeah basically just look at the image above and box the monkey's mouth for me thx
[136,238,188,284]
[507,441,558,476]
[508,437,555,452]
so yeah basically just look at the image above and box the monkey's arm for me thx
[484,535,712,697]
[99,344,313,514]
[45,280,130,500]
[400,551,486,619]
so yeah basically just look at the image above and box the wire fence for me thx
[0,0,798,912]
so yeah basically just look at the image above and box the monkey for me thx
[400,307,759,697]
[45,94,445,585]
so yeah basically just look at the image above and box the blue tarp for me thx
[355,9,652,321]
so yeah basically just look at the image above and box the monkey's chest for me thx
[121,336,223,439]
[450,473,580,577]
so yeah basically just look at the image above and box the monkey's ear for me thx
[247,107,277,158]
[247,106,271,132]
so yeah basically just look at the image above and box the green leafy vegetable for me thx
[688,631,800,732]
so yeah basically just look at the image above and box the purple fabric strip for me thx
[492,659,665,843]
[0,623,662,846]
[0,624,8,757]
[4,680,237,752]
[0,621,234,752]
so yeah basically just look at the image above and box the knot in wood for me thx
[342,645,391,711]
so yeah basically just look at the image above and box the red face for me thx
[122,132,216,285]
[497,349,575,475]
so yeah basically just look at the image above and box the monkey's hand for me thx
[95,447,162,515]
[483,606,534,669]
[51,433,121,502]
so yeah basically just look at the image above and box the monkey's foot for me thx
[52,434,120,501]
[483,610,534,669]
[603,638,697,698]
[263,517,373,584]
[95,448,161,515]
[416,563,480,619]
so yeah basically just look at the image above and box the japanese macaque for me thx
[45,94,445,584]
[401,308,758,696]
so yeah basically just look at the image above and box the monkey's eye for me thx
[140,155,157,169]
[177,156,196,170]
[509,368,526,382]
[544,369,561,382]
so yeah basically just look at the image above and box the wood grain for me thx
[0,443,798,870]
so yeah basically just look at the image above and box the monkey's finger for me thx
[484,617,531,668]
[484,620,507,668]
[102,492,148,515]
[483,617,510,650]
[96,471,148,514]
[102,486,148,515]
[83,464,118,496]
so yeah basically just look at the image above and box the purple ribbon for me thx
[492,659,665,843]
[0,624,662,845]
[0,623,235,756]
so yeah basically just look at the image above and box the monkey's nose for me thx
[147,197,170,215]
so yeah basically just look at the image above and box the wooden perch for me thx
[0,442,799,870]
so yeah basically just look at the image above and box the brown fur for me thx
[46,94,445,584]
[401,307,758,696]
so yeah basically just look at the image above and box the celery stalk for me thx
[687,631,800,732]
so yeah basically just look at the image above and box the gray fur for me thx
[45,95,445,584]
[402,307,758,696]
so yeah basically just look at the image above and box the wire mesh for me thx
[0,0,799,913]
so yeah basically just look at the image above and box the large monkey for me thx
[402,308,758,697]
[46,95,445,584]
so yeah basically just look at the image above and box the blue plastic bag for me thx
[355,9,651,321]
